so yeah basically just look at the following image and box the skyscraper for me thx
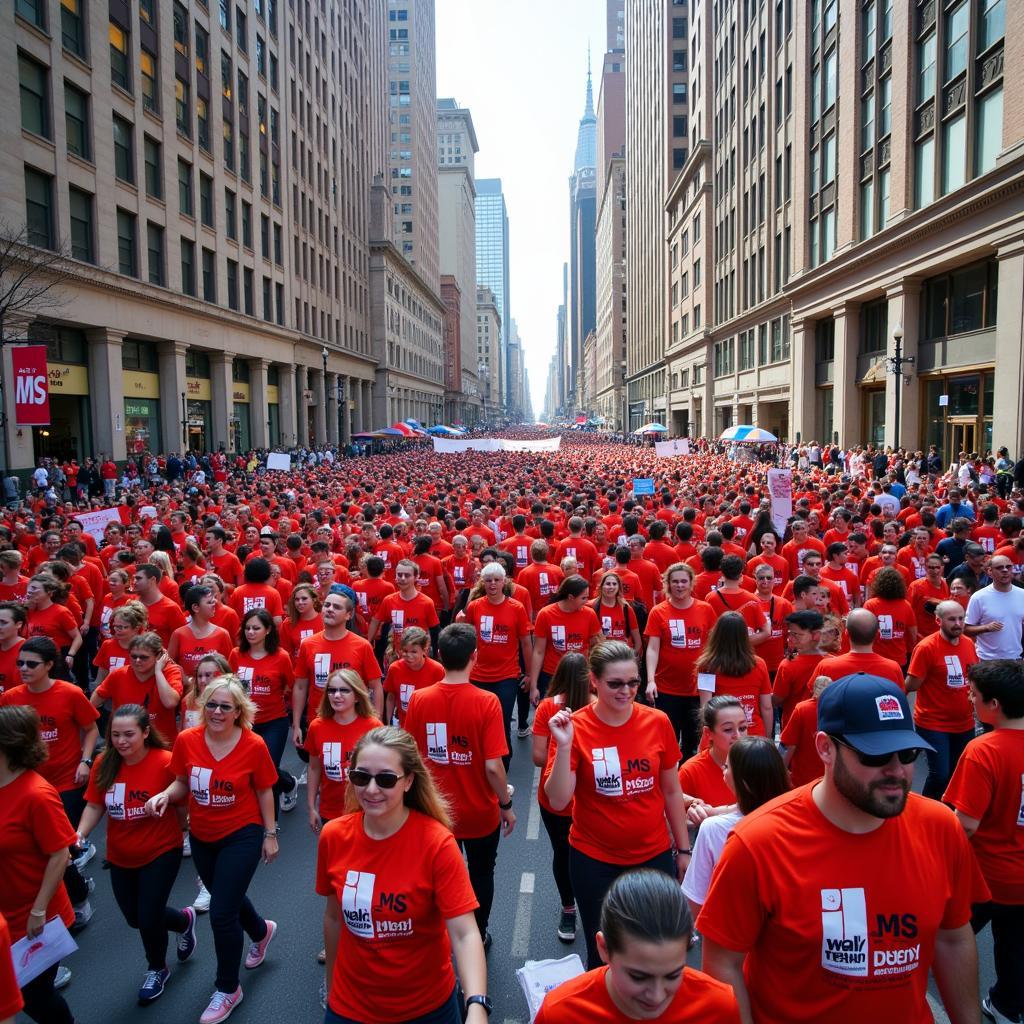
[475,179,510,410]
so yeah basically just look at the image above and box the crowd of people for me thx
[0,429,1022,1024]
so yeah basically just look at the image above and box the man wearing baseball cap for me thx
[698,673,989,1024]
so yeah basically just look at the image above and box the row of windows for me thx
[712,317,791,377]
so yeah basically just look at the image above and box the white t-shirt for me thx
[966,584,1024,660]
[681,809,743,908]
[875,492,901,515]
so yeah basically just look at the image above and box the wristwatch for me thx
[80,757,93,767]
[498,797,513,810]
[466,995,493,1016]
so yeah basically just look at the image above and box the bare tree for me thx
[0,220,73,473]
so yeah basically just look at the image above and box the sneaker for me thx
[244,920,277,969]
[983,996,1022,1023]
[280,787,298,813]
[193,881,211,914]
[137,967,169,1005]
[557,908,577,943]
[182,834,192,858]
[177,906,198,962]
[199,987,243,1024]
[54,965,72,990]
[516,725,531,738]
[296,768,308,786]
[506,783,515,798]
[71,899,93,933]
[72,840,96,871]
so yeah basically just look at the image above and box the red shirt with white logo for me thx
[678,747,734,806]
[279,614,324,660]
[864,597,915,664]
[169,726,278,842]
[228,583,284,621]
[908,632,978,733]
[696,658,773,736]
[94,663,183,740]
[463,597,532,682]
[304,714,382,820]
[372,591,440,641]
[644,599,718,696]
[382,657,444,727]
[534,604,602,676]
[351,579,396,624]
[518,562,564,613]
[229,649,293,723]
[296,632,382,714]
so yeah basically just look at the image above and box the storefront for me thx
[231,387,251,453]
[922,372,994,464]
[185,379,212,454]
[267,383,280,447]
[34,361,92,461]
[123,371,161,455]
[863,388,886,449]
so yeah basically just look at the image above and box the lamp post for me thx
[620,359,628,439]
[888,326,914,453]
[180,391,187,451]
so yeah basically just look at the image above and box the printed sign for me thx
[12,345,50,425]
[632,478,655,496]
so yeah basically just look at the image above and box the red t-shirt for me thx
[499,536,533,575]
[773,653,825,721]
[170,726,278,842]
[463,597,532,682]
[756,594,794,673]
[229,583,284,621]
[279,615,324,660]
[567,702,681,864]
[315,810,478,1022]
[0,681,99,791]
[171,625,234,681]
[85,747,182,868]
[534,964,740,1024]
[382,657,445,727]
[0,576,29,602]
[779,697,825,787]
[747,553,789,591]
[25,603,79,648]
[296,632,382,714]
[943,730,1024,903]
[373,591,440,640]
[229,649,294,723]
[92,637,131,675]
[441,555,476,595]
[863,597,915,664]
[518,562,564,612]
[533,694,575,817]
[0,912,23,1019]
[0,770,76,942]
[645,599,718,696]
[142,596,188,647]
[304,714,382,819]
[0,640,24,695]
[592,600,638,644]
[697,786,989,1024]
[534,604,602,675]
[552,536,600,581]
[412,554,446,609]
[211,602,241,641]
[352,579,396,624]
[696,658,773,736]
[404,682,508,839]
[208,551,244,587]
[907,632,978,733]
[678,748,733,805]
[816,651,906,690]
[94,663,183,741]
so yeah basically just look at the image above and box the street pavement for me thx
[45,735,993,1024]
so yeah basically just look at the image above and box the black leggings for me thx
[539,806,573,907]
[457,826,501,936]
[109,846,189,969]
[21,963,73,1024]
[569,846,675,969]
[654,693,701,760]
[254,717,296,817]
[59,786,90,905]
[471,677,518,770]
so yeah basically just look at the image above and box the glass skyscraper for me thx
[476,178,510,409]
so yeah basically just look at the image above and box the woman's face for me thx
[110,716,148,760]
[351,743,412,818]
[244,617,269,647]
[108,573,126,593]
[204,686,240,732]
[601,575,620,601]
[594,659,640,711]
[196,662,222,690]
[111,617,137,642]
[293,590,314,617]
[195,593,218,619]
[667,571,691,601]
[129,647,158,678]
[402,644,426,671]
[24,581,48,608]
[0,610,20,643]
[326,676,356,718]
[710,708,749,756]
[599,933,690,1020]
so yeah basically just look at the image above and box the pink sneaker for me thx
[244,920,277,969]
[199,987,243,1024]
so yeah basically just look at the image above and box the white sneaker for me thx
[182,834,192,858]
[982,996,1021,1023]
[71,899,93,932]
[296,769,308,786]
[280,788,298,813]
[54,965,72,990]
[73,840,96,871]
[193,881,211,914]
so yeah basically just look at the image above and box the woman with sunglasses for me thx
[545,640,692,970]
[91,632,183,744]
[306,669,383,834]
[76,704,196,1006]
[229,609,297,816]
[145,676,279,1024]
[316,725,489,1024]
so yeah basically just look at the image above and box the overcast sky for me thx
[435,0,608,418]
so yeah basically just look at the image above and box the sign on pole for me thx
[767,468,793,536]
[12,345,50,425]
[633,478,655,496]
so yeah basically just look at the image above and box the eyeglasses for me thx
[831,735,921,767]
[348,768,405,789]
[604,678,641,690]
[129,653,154,661]
[326,686,352,696]
[206,701,237,713]
[15,659,43,668]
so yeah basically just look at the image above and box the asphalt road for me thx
[39,736,993,1024]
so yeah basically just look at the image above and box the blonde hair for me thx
[663,561,695,590]
[198,674,257,730]
[343,725,451,829]
[150,550,175,580]
[317,668,375,720]
[111,600,149,631]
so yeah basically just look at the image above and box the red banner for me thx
[12,345,50,426]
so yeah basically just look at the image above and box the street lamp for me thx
[620,359,628,439]
[888,326,914,453]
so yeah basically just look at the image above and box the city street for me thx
[47,735,992,1024]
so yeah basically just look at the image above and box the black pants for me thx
[654,693,700,760]
[21,963,73,1024]
[972,900,1024,1018]
[190,824,269,992]
[109,847,189,969]
[569,846,675,969]
[254,716,295,818]
[471,677,518,770]
[539,806,574,908]
[457,826,501,936]
[58,786,90,905]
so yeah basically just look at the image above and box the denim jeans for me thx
[972,901,1024,1018]
[254,715,295,816]
[915,725,975,800]
[472,677,518,769]
[324,986,459,1024]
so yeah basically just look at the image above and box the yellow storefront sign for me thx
[187,377,212,401]
[47,363,89,395]
[123,370,160,399]
[266,385,279,404]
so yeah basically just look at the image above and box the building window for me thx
[980,0,1005,50]
[176,77,191,137]
[64,82,89,160]
[945,3,968,80]
[224,119,235,171]
[922,259,998,340]
[199,173,213,227]
[243,267,253,315]
[195,23,209,75]
[197,97,210,151]
[24,168,54,249]
[16,0,46,29]
[236,7,247,51]
[113,115,134,183]
[239,128,250,181]
[202,248,216,301]
[147,222,165,286]
[260,214,269,258]
[942,115,967,193]
[225,189,237,239]
[144,136,162,198]
[226,259,238,310]
[918,32,936,102]
[110,21,130,92]
[19,55,49,139]
[823,48,837,109]
[68,186,93,262]
[181,238,196,295]
[116,208,137,276]
[241,201,252,247]
[60,0,86,54]
[178,158,193,216]
[140,49,158,112]
[173,2,189,57]
[975,87,1003,175]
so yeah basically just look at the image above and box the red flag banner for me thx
[12,345,50,426]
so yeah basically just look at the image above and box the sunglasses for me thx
[129,653,154,661]
[326,686,352,696]
[16,659,44,668]
[831,735,921,767]
[206,701,237,713]
[604,678,641,690]
[348,768,405,789]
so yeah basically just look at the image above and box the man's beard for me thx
[832,749,910,818]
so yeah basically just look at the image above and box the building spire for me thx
[573,49,597,173]
[585,44,594,117]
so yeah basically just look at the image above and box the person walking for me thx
[965,554,1024,661]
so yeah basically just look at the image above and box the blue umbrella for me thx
[720,425,778,442]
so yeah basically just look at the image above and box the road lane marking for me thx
[511,873,535,958]
[520,872,535,894]
[526,766,541,840]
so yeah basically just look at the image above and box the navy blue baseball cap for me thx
[817,674,935,756]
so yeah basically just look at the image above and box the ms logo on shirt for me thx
[342,870,375,938]
[426,722,449,764]
[592,746,623,797]
[190,766,213,805]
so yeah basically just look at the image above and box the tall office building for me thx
[475,285,502,420]
[475,178,510,410]
[385,0,440,289]
[662,0,1023,459]
[624,0,689,430]
[3,0,386,468]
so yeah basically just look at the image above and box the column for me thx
[249,359,269,449]
[789,318,816,443]
[278,363,297,447]
[884,280,921,450]
[312,369,327,444]
[87,328,127,461]
[993,240,1024,457]
[832,303,861,448]
[326,372,339,444]
[340,375,352,445]
[885,0,914,224]
[156,341,188,456]
[210,351,234,452]
[296,365,310,445]
[365,381,374,429]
